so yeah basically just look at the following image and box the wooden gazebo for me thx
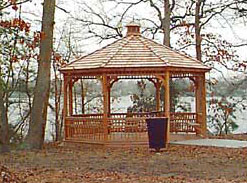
[60,23,210,146]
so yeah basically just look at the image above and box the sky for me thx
[19,0,247,66]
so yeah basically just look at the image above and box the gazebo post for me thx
[68,79,73,116]
[155,80,161,112]
[156,73,170,145]
[195,73,207,136]
[102,74,110,141]
[148,78,162,112]
[63,75,68,139]
[80,79,85,114]
[164,71,170,144]
[107,85,111,115]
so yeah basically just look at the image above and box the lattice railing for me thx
[108,112,164,133]
[65,116,104,140]
[170,112,198,133]
[65,112,199,142]
[108,112,164,141]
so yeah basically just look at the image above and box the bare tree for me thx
[24,0,56,149]
[195,0,202,61]
[163,0,171,46]
[148,0,173,46]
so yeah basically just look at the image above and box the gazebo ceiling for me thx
[60,24,210,74]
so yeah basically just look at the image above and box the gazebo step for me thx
[63,139,149,147]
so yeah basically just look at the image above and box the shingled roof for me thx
[60,23,210,73]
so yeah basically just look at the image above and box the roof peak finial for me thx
[126,21,141,36]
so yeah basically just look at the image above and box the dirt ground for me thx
[0,136,247,183]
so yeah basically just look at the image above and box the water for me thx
[81,95,247,134]
[110,96,247,134]
[8,96,247,141]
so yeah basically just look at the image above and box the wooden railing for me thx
[65,112,199,141]
[65,115,104,140]
[170,112,198,133]
[108,112,165,141]
[108,112,165,133]
[71,114,103,118]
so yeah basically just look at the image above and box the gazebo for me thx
[60,23,210,146]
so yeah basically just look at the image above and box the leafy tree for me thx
[128,80,156,113]
[208,76,247,134]
[0,0,39,152]
[208,97,240,135]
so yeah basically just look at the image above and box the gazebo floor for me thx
[64,133,203,147]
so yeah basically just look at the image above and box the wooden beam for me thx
[195,74,207,136]
[107,85,111,115]
[68,79,73,116]
[155,81,161,112]
[154,74,169,114]
[109,77,119,88]
[80,79,85,114]
[156,86,161,112]
[164,71,170,145]
[63,75,68,139]
[60,66,210,76]
[147,78,162,112]
[155,73,170,146]
[102,74,109,141]
[201,74,207,136]
[195,78,199,135]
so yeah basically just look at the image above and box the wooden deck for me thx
[64,133,202,147]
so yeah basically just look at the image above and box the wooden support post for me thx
[195,78,200,135]
[68,79,73,116]
[102,74,109,141]
[107,86,111,115]
[80,79,85,114]
[155,73,170,147]
[148,78,162,112]
[164,71,170,145]
[201,74,207,136]
[155,81,161,112]
[63,75,68,139]
[195,74,207,136]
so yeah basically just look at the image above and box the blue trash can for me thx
[146,118,168,151]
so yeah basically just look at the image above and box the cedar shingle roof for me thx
[60,25,210,72]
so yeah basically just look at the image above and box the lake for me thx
[8,96,247,141]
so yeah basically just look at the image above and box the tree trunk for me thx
[163,0,171,47]
[163,0,173,111]
[195,0,202,61]
[0,85,9,153]
[24,0,56,149]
